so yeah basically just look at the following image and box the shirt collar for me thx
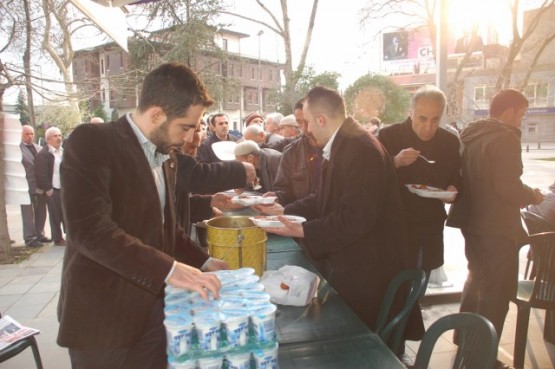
[126,113,169,168]
[322,125,341,161]
[48,144,62,154]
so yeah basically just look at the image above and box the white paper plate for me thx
[212,141,237,161]
[249,215,306,228]
[231,195,277,206]
[405,184,457,200]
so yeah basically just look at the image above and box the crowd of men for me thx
[16,62,550,369]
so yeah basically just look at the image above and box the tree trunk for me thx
[0,110,11,264]
[23,0,37,129]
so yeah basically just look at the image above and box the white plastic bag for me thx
[260,265,320,306]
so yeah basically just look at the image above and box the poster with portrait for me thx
[383,32,409,61]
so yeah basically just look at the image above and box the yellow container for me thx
[205,216,267,276]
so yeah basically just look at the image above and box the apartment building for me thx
[72,29,283,131]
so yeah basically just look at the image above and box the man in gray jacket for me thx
[20,125,49,247]
[234,140,281,193]
[447,89,543,369]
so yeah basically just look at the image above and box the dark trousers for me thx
[459,230,519,339]
[68,300,167,369]
[46,189,65,242]
[21,194,47,244]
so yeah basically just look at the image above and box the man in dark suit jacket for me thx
[255,86,417,335]
[57,63,224,369]
[20,125,49,247]
[35,126,65,246]
[196,113,238,163]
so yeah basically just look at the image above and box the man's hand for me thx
[443,185,458,203]
[394,148,420,168]
[167,262,222,300]
[252,202,284,215]
[532,188,544,205]
[242,162,256,184]
[203,258,229,272]
[210,192,242,211]
[261,216,304,238]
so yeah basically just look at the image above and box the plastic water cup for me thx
[164,315,194,357]
[223,313,250,348]
[226,350,252,369]
[253,342,279,369]
[194,314,221,351]
[197,355,224,369]
[250,304,277,343]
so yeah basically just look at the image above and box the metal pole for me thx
[257,30,264,114]
[436,0,448,127]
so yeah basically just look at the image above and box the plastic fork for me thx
[418,155,436,164]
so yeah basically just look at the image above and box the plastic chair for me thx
[374,268,427,354]
[412,312,498,369]
[511,231,555,369]
[521,211,555,279]
[0,313,44,369]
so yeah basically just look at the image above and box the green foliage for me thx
[92,105,108,122]
[38,102,81,134]
[275,66,341,114]
[111,108,120,121]
[344,74,410,124]
[16,90,30,125]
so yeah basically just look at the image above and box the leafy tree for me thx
[293,66,340,107]
[92,105,108,123]
[221,0,321,114]
[344,74,410,124]
[16,89,31,124]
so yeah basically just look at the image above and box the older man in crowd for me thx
[234,140,281,193]
[20,125,50,247]
[35,126,65,246]
[264,112,284,145]
[243,124,267,145]
[378,85,461,285]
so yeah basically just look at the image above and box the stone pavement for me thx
[1,147,554,369]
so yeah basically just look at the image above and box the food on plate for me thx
[249,215,307,228]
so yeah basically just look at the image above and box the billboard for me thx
[381,27,484,74]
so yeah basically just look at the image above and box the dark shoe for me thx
[494,360,515,369]
[38,236,52,243]
[27,240,43,248]
[55,239,66,246]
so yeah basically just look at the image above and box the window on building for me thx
[251,67,255,79]
[100,58,105,74]
[268,69,273,81]
[101,88,106,102]
[524,82,548,107]
[222,62,228,77]
[230,63,235,77]
[474,84,494,109]
[106,54,111,72]
[239,65,243,78]
[223,39,228,51]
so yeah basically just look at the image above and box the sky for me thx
[4,0,544,104]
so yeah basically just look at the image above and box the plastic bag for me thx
[260,265,320,306]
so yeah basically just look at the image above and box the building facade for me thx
[72,29,283,131]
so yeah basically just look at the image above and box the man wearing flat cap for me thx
[266,114,301,152]
[243,112,264,128]
[234,140,281,193]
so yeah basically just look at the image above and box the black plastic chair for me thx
[511,231,555,369]
[374,268,427,354]
[412,312,498,369]
[521,210,555,279]
[0,313,44,369]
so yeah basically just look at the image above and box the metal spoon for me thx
[418,155,436,164]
